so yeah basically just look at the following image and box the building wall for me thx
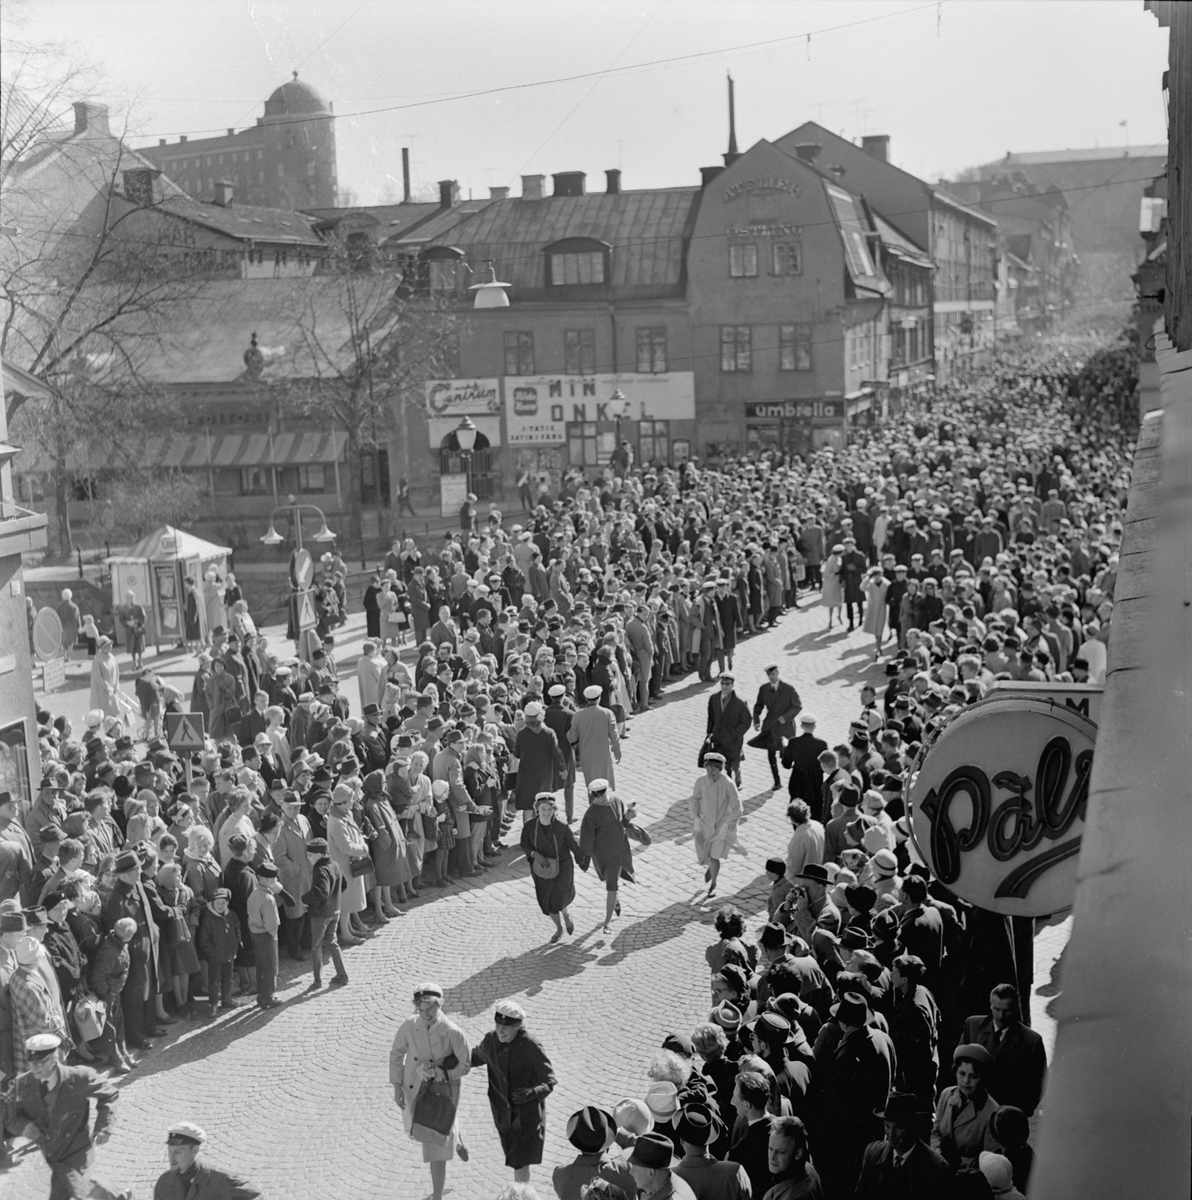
[143,115,337,210]
[686,141,854,455]
[931,202,996,378]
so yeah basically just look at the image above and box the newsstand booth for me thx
[106,526,231,650]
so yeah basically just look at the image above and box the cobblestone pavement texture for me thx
[11,600,1068,1199]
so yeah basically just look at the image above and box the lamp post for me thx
[609,388,631,477]
[455,415,478,492]
[260,497,336,660]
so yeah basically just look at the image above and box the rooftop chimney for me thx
[213,179,234,208]
[792,142,822,164]
[723,74,740,167]
[521,174,545,200]
[122,167,161,207]
[180,135,188,144]
[861,135,890,162]
[402,148,411,203]
[72,101,110,138]
[227,128,235,137]
[489,185,510,200]
[158,139,166,146]
[438,179,461,209]
[605,168,622,195]
[552,172,586,197]
[700,165,726,188]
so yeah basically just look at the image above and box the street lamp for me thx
[259,497,337,552]
[455,415,478,489]
[469,261,511,309]
[609,388,632,476]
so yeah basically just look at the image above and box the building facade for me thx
[140,73,338,211]
[773,124,996,381]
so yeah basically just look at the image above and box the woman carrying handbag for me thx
[520,794,588,944]
[390,982,472,1200]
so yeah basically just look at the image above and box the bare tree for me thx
[283,254,462,543]
[1,54,200,554]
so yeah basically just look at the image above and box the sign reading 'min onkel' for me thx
[908,696,1096,918]
[504,373,696,445]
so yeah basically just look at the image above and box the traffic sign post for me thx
[294,588,318,631]
[290,548,314,592]
[166,712,206,787]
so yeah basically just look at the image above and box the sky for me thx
[3,0,1171,205]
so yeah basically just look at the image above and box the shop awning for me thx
[140,431,347,468]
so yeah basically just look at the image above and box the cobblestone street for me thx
[8,600,1068,1200]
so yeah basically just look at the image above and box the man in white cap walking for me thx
[153,1121,260,1198]
[568,685,621,794]
[1,1032,127,1198]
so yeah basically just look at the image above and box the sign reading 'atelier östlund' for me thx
[908,696,1096,917]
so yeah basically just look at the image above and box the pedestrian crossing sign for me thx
[295,588,318,631]
[166,712,206,751]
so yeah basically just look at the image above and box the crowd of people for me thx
[0,336,1135,1197]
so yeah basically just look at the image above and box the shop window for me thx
[639,419,669,465]
[239,466,272,496]
[566,421,610,467]
[298,464,325,493]
[779,324,812,372]
[772,242,803,276]
[729,243,758,278]
[564,329,596,375]
[504,331,534,375]
[636,327,667,373]
[720,326,751,373]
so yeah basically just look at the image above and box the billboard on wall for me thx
[423,378,502,419]
[504,373,695,445]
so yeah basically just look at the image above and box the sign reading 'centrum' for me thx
[908,697,1096,917]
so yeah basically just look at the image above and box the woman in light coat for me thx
[390,982,472,1200]
[326,786,371,945]
[821,545,844,629]
[689,753,741,899]
[862,566,890,657]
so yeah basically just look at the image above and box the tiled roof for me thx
[384,200,495,247]
[979,145,1166,167]
[152,196,326,246]
[413,189,701,289]
[303,202,442,238]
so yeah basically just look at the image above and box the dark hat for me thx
[255,862,279,879]
[362,703,381,717]
[989,1106,1029,1147]
[844,884,877,914]
[628,1130,679,1170]
[953,1043,994,1071]
[674,1102,724,1147]
[753,1011,791,1043]
[717,964,749,997]
[22,906,48,927]
[792,863,831,886]
[113,850,140,873]
[566,1106,616,1153]
[661,1032,694,1059]
[830,991,869,1027]
[311,767,333,786]
[759,922,788,950]
[305,839,329,854]
[764,857,786,876]
[37,825,63,845]
[840,925,872,950]
[0,912,27,933]
[875,1091,922,1123]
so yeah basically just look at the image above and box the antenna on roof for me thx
[724,73,740,167]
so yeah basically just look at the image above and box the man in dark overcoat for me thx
[749,664,802,790]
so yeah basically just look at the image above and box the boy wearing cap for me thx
[196,890,241,1017]
[246,864,285,1009]
[2,1033,123,1198]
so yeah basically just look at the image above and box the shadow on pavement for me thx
[441,938,603,1017]
[594,874,770,971]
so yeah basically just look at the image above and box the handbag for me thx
[626,821,652,847]
[73,992,107,1041]
[531,824,560,880]
[409,1052,460,1145]
[348,854,375,878]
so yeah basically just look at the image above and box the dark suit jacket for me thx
[963,1014,1047,1115]
[301,855,346,918]
[854,1138,954,1199]
[752,680,802,743]
[4,1064,117,1165]
[729,1114,773,1199]
[152,1162,261,1199]
[781,732,828,801]
[706,691,751,760]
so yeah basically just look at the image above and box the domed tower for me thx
[255,72,338,209]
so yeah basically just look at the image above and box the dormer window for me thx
[545,237,611,286]
[421,245,467,295]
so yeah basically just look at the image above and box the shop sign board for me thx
[908,696,1096,917]
[423,378,502,418]
[986,681,1104,727]
[504,373,695,445]
[745,400,844,422]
